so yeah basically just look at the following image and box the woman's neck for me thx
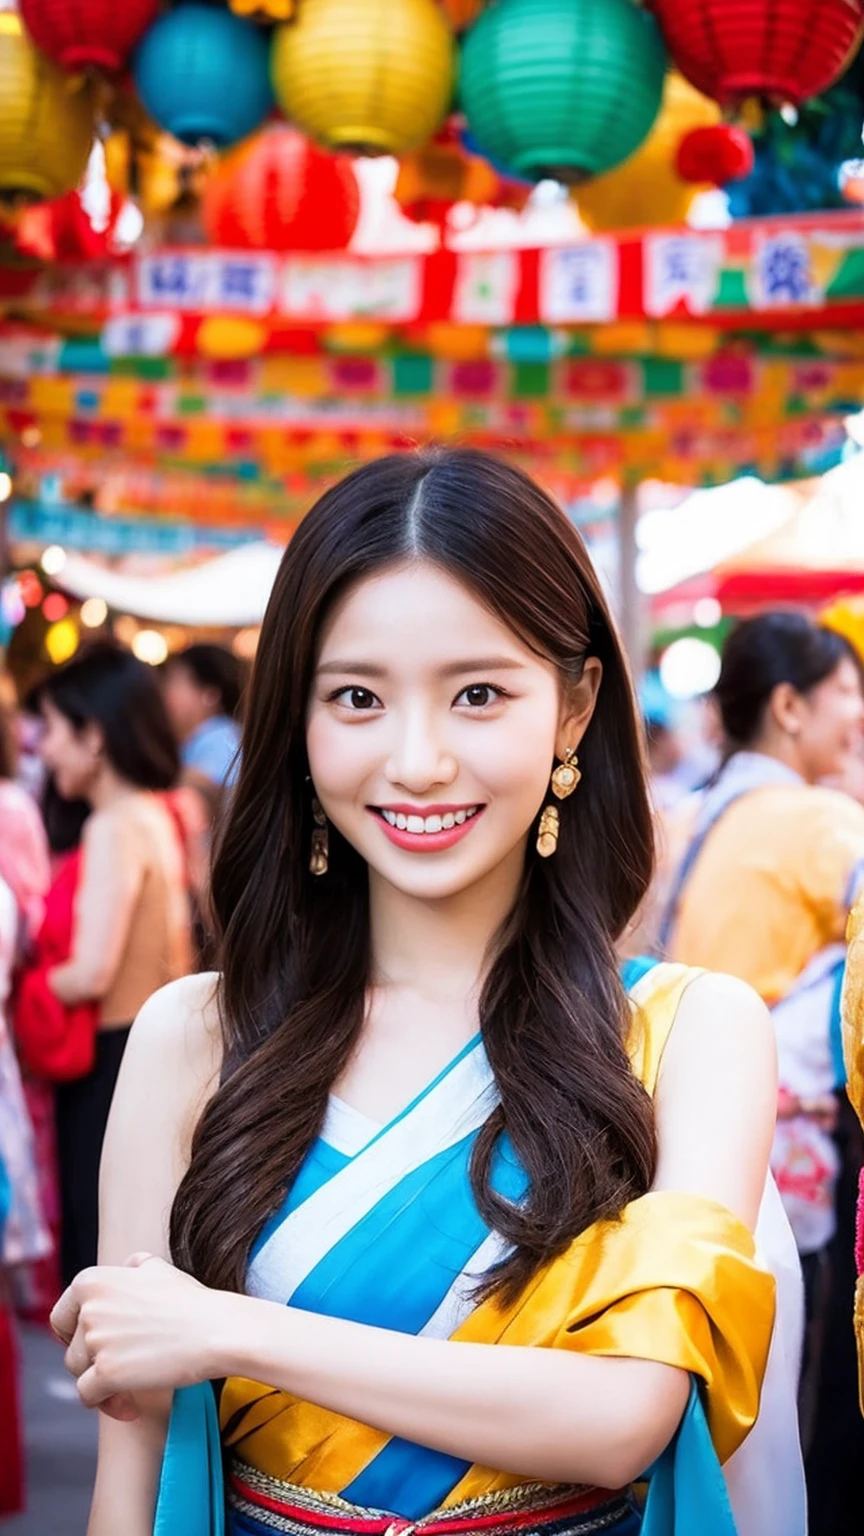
[745,729,810,783]
[88,766,140,813]
[368,842,525,1006]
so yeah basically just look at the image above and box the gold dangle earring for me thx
[536,748,581,858]
[550,747,581,800]
[309,796,329,876]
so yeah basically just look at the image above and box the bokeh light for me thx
[80,597,109,629]
[131,629,169,666]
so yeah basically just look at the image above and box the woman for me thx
[38,645,193,1283]
[52,453,789,1536]
[652,613,864,1484]
[162,643,247,798]
[0,671,51,952]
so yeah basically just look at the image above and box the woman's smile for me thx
[370,802,486,852]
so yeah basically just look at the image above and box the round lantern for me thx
[676,125,755,185]
[0,13,95,207]
[576,73,718,232]
[270,0,455,156]
[203,126,360,250]
[648,0,864,108]
[19,0,159,75]
[437,0,484,29]
[132,3,274,148]
[459,0,668,184]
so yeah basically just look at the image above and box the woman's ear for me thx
[81,720,105,761]
[768,680,804,738]
[556,657,603,759]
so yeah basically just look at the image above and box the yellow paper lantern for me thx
[0,13,95,207]
[271,0,455,155]
[576,74,719,234]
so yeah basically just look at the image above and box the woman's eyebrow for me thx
[317,656,527,678]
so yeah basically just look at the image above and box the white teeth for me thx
[380,807,480,834]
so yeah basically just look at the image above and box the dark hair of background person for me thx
[715,611,860,753]
[169,643,248,722]
[171,448,657,1303]
[41,775,90,855]
[39,643,179,793]
[0,690,17,781]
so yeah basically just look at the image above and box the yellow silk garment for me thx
[221,964,775,1498]
[843,896,864,1413]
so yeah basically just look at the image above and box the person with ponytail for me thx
[50,452,795,1536]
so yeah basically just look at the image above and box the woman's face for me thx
[162,662,215,741]
[39,699,101,803]
[797,657,864,782]
[306,561,599,905]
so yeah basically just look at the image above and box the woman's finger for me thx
[98,1391,141,1423]
[50,1283,82,1347]
[124,1251,158,1269]
[64,1328,92,1381]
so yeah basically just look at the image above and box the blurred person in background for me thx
[37,644,193,1281]
[651,611,864,1528]
[0,673,51,955]
[162,643,247,802]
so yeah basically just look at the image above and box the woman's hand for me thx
[50,1253,230,1418]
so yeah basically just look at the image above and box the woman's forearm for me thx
[216,1296,689,1491]
[49,959,109,1004]
[87,1397,169,1536]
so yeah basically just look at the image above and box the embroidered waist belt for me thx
[227,1462,636,1536]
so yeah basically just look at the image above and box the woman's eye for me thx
[334,686,380,711]
[457,684,501,708]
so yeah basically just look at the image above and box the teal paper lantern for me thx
[132,3,274,148]
[459,0,668,184]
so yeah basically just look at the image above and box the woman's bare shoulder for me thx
[129,971,223,1073]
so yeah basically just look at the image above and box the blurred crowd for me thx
[0,640,246,1519]
[2,612,864,1528]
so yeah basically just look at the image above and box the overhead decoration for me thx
[576,73,720,233]
[229,0,296,16]
[648,0,864,109]
[270,0,455,155]
[132,2,274,148]
[459,0,667,185]
[676,126,755,187]
[394,121,531,232]
[202,126,360,251]
[0,13,95,209]
[19,0,159,75]
[728,84,864,217]
[13,189,124,263]
[436,0,484,27]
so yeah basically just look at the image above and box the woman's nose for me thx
[384,716,457,792]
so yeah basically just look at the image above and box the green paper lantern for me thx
[459,0,668,184]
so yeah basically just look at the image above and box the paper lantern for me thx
[460,0,667,184]
[19,0,159,74]
[395,121,530,230]
[437,0,484,28]
[0,14,95,207]
[203,126,360,249]
[677,125,755,186]
[271,0,455,155]
[132,3,274,148]
[576,74,718,232]
[649,0,864,108]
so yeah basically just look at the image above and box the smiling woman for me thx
[51,449,795,1536]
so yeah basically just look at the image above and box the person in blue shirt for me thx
[162,645,247,798]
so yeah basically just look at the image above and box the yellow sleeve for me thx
[454,1189,775,1466]
[800,789,864,944]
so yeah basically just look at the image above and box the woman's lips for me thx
[369,805,486,853]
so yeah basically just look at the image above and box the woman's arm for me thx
[82,973,222,1536]
[56,971,775,1493]
[49,811,143,1004]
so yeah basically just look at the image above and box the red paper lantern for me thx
[649,0,864,107]
[19,0,160,74]
[676,124,755,185]
[203,127,361,252]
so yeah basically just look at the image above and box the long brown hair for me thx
[171,448,656,1300]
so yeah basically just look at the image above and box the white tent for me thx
[56,541,284,626]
